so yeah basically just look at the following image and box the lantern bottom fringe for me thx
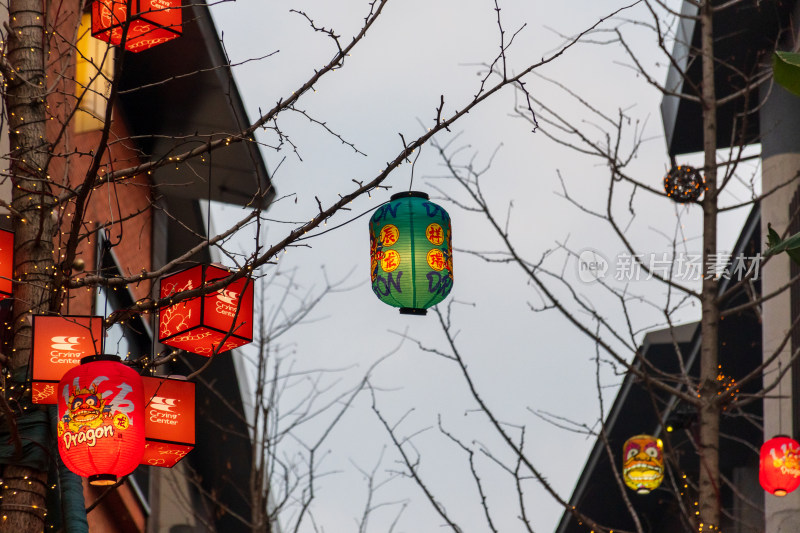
[399,307,427,316]
[88,474,117,486]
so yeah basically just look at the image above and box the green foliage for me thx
[765,222,800,265]
[773,51,800,98]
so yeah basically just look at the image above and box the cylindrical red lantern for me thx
[158,264,254,356]
[760,435,800,496]
[92,0,182,53]
[57,355,145,485]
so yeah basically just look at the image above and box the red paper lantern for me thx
[140,375,195,468]
[31,315,103,404]
[57,355,145,485]
[158,264,254,356]
[760,435,800,496]
[91,0,182,53]
[0,228,13,300]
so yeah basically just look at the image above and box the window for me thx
[75,13,114,132]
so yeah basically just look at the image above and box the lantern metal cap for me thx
[390,191,429,201]
[88,474,117,486]
[399,307,427,316]
[81,354,122,365]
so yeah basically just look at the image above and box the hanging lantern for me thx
[31,315,103,404]
[760,435,800,496]
[57,355,145,485]
[140,375,195,468]
[663,165,704,203]
[622,434,664,494]
[91,0,182,53]
[158,264,254,356]
[369,191,453,315]
[0,228,12,300]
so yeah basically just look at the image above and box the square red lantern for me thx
[0,228,13,300]
[91,0,182,53]
[32,315,103,404]
[158,264,254,356]
[140,375,195,468]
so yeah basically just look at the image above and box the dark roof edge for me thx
[190,0,274,207]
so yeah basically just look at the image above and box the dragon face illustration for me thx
[622,434,664,494]
[63,385,109,432]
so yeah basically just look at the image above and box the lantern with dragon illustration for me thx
[369,192,453,315]
[158,264,254,356]
[57,355,145,485]
[92,0,182,53]
[622,434,664,494]
[760,435,800,496]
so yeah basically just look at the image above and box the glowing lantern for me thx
[31,315,103,404]
[140,375,195,468]
[158,264,254,356]
[622,434,664,494]
[0,228,13,300]
[57,355,145,485]
[91,0,182,53]
[760,435,800,496]
[369,192,453,315]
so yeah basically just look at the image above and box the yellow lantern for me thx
[622,434,664,494]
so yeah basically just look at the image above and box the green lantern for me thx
[369,191,453,315]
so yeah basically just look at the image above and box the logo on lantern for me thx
[215,289,240,318]
[51,336,86,363]
[622,434,664,494]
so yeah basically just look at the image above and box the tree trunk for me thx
[698,1,721,531]
[1,0,55,531]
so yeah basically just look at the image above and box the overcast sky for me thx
[207,1,758,531]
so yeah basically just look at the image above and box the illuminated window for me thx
[75,13,114,132]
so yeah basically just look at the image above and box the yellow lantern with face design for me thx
[622,434,664,494]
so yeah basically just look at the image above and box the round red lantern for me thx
[760,435,800,497]
[57,355,145,485]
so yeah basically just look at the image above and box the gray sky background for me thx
[206,1,760,531]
